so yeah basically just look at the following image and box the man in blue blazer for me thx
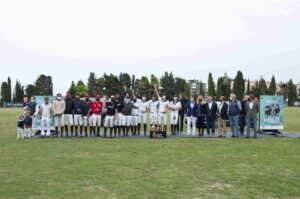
[186,97,198,135]
[206,96,218,136]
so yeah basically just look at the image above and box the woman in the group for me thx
[197,95,206,136]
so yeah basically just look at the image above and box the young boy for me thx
[17,115,24,139]
[24,111,33,138]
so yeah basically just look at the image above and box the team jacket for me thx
[64,98,74,114]
[73,99,84,115]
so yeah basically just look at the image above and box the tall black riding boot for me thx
[93,126,96,137]
[80,126,83,137]
[144,124,147,136]
[70,126,74,137]
[104,127,107,137]
[170,124,174,135]
[137,123,141,135]
[75,126,78,137]
[126,126,130,137]
[55,126,58,135]
[60,126,64,137]
[118,126,121,137]
[110,128,113,137]
[122,126,126,137]
[65,125,69,137]
[84,126,88,137]
[97,127,101,137]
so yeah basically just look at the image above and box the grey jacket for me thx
[246,101,259,119]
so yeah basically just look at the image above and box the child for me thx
[24,111,33,138]
[23,96,29,116]
[17,115,24,139]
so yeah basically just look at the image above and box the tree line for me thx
[0,71,299,107]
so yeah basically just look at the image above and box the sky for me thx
[0,0,300,94]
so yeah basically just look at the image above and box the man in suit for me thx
[217,96,228,138]
[177,94,187,134]
[239,95,249,136]
[206,96,218,136]
[246,95,259,138]
[186,96,198,135]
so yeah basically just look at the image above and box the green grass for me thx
[0,108,299,199]
[284,107,300,132]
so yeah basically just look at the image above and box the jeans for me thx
[229,115,239,137]
[246,118,257,137]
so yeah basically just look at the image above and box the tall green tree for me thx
[68,81,76,96]
[207,72,216,98]
[131,75,136,90]
[246,79,251,95]
[87,72,97,96]
[76,80,87,96]
[287,79,297,106]
[1,82,9,105]
[233,71,245,100]
[216,77,224,100]
[25,84,36,97]
[160,72,175,97]
[15,80,24,102]
[258,76,268,96]
[104,74,122,96]
[137,76,151,98]
[34,74,53,95]
[119,73,131,89]
[7,77,12,102]
[268,75,277,95]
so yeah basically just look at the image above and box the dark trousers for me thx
[197,116,205,135]
[177,113,185,133]
[239,114,246,135]
[206,116,216,135]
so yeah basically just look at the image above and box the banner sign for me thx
[259,95,284,130]
[33,96,56,131]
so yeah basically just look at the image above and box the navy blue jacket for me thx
[206,102,218,120]
[73,99,84,115]
[186,101,198,117]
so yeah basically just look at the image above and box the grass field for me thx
[0,108,299,199]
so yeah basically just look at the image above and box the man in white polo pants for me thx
[64,92,74,137]
[113,94,123,137]
[39,96,53,138]
[137,94,149,136]
[169,96,182,136]
[149,94,159,128]
[131,96,140,136]
[154,85,169,131]
[52,93,65,137]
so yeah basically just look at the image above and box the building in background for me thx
[187,80,206,97]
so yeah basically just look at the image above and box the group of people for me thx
[17,84,259,139]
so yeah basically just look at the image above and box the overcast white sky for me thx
[1,0,300,94]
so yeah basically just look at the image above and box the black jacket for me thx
[114,100,123,113]
[28,102,37,115]
[240,100,247,115]
[82,101,91,116]
[206,102,218,120]
[106,101,117,116]
[122,102,137,116]
[218,102,229,120]
[73,99,84,115]
[64,98,74,114]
